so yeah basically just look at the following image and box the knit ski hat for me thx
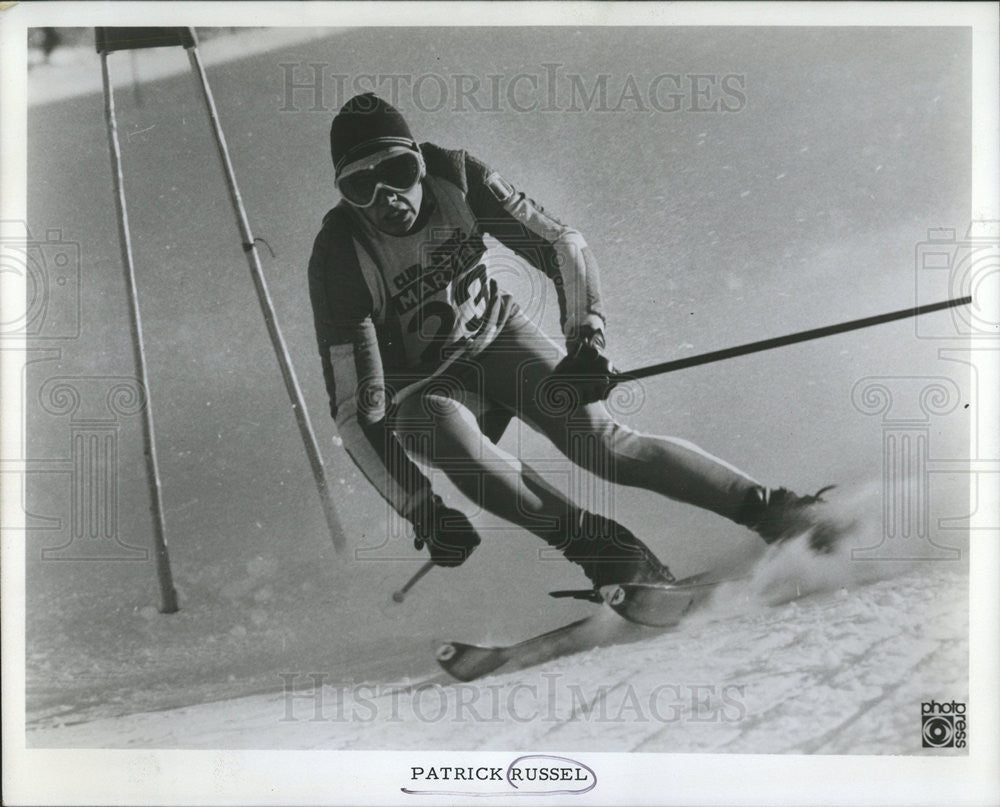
[330,93,417,173]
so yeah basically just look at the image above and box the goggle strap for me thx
[335,139,418,174]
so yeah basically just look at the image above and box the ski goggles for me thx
[336,148,426,208]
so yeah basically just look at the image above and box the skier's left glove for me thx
[407,493,481,568]
[553,323,616,405]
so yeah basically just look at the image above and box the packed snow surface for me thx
[29,518,969,753]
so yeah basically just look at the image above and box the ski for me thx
[550,570,739,628]
[435,572,743,681]
[548,569,719,603]
[597,579,730,627]
[436,616,609,682]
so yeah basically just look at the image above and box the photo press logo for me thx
[921,700,967,749]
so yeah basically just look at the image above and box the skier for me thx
[308,93,836,588]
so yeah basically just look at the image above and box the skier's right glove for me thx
[554,323,616,405]
[407,493,481,568]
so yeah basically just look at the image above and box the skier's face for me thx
[337,147,425,236]
[362,181,423,236]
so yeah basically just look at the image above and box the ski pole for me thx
[392,560,435,603]
[611,296,972,383]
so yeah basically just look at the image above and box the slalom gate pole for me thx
[184,38,347,552]
[392,560,435,604]
[100,49,179,614]
[611,296,973,384]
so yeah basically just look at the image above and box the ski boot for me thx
[737,485,842,553]
[409,494,481,567]
[558,510,675,589]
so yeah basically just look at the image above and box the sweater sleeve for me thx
[308,209,431,520]
[462,151,606,344]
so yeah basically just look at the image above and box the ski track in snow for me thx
[29,514,968,754]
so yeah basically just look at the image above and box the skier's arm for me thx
[307,217,432,522]
[463,153,606,350]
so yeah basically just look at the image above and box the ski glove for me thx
[553,324,616,405]
[408,493,481,567]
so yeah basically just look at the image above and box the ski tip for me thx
[434,640,486,660]
[434,639,510,682]
[602,584,627,606]
[435,642,458,662]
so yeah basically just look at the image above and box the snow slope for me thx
[28,523,969,754]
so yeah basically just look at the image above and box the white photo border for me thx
[2,2,997,805]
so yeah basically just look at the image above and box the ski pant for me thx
[389,311,760,548]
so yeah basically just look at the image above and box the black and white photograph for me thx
[2,3,998,805]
